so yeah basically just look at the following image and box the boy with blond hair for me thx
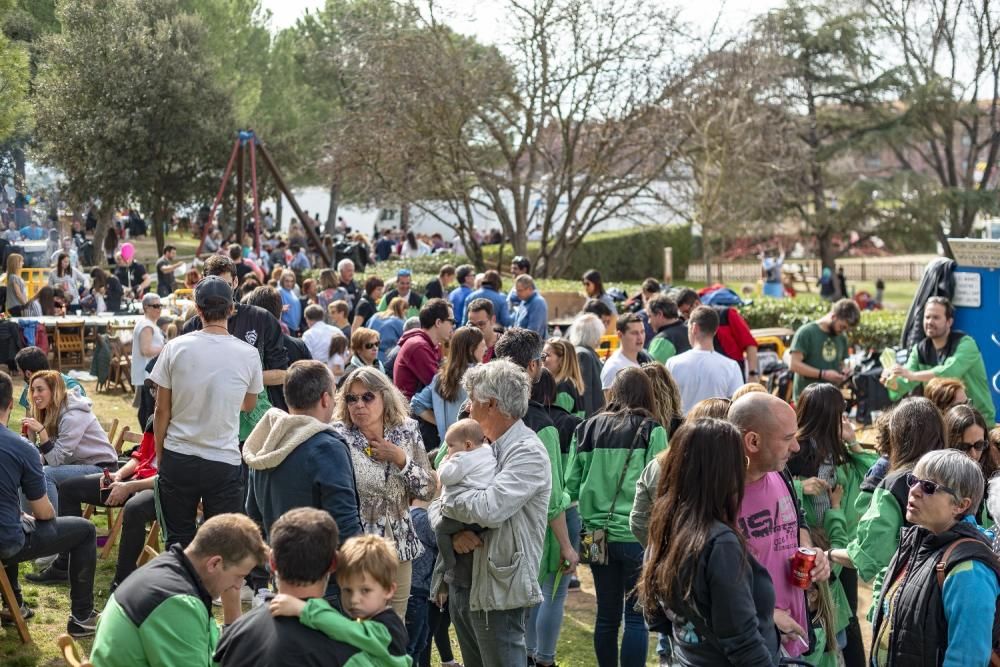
[270,534,408,660]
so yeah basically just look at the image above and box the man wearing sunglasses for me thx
[883,296,994,423]
[131,294,166,424]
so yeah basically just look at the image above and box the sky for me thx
[260,0,786,42]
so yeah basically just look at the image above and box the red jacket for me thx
[393,328,441,400]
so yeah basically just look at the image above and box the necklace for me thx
[203,324,229,335]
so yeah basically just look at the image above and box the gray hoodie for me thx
[42,392,117,467]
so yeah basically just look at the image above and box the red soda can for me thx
[790,547,817,589]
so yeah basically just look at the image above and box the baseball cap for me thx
[397,268,412,278]
[194,276,233,308]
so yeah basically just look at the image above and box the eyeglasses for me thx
[906,473,959,498]
[344,391,377,405]
[148,304,162,310]
[956,440,988,454]
[443,317,455,324]
[363,342,379,350]
[534,352,549,362]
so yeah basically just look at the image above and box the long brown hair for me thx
[794,382,850,476]
[888,397,945,471]
[605,366,655,419]
[30,370,68,439]
[438,326,484,401]
[546,338,584,394]
[640,362,681,431]
[945,404,997,481]
[638,418,746,615]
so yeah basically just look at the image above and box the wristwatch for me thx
[748,370,759,377]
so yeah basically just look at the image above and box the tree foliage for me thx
[34,0,233,251]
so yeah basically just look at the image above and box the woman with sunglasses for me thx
[789,382,877,666]
[130,294,165,413]
[830,397,945,619]
[945,404,996,527]
[332,367,437,618]
[411,326,485,446]
[582,269,616,312]
[870,449,1000,666]
[347,327,386,375]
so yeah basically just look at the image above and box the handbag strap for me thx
[602,417,650,529]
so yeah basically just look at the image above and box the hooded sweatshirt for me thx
[39,392,116,467]
[243,408,362,544]
[393,328,441,400]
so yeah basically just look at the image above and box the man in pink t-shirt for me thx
[729,392,831,659]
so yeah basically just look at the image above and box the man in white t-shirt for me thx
[301,304,345,367]
[600,313,646,398]
[666,306,743,414]
[150,275,263,625]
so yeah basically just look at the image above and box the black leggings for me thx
[421,600,454,666]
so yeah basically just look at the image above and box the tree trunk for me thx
[400,202,410,232]
[94,206,116,267]
[152,196,167,256]
[467,235,485,272]
[817,229,836,276]
[275,195,283,233]
[12,147,25,200]
[325,176,340,236]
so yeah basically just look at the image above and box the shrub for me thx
[479,225,692,280]
[740,296,904,350]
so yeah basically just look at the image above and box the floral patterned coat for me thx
[332,417,436,562]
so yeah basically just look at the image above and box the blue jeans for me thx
[44,464,108,510]
[526,506,581,664]
[590,540,648,667]
[405,592,430,663]
[449,583,527,667]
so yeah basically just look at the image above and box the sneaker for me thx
[33,554,58,569]
[25,564,68,584]
[66,611,100,637]
[0,603,34,623]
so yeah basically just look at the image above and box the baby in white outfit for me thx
[436,418,496,570]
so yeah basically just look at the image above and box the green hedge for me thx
[740,296,905,351]
[479,225,692,280]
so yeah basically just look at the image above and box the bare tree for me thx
[867,0,1000,256]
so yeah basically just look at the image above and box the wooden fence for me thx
[685,257,934,284]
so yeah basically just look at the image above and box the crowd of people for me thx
[0,221,999,667]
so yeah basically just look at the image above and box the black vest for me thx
[915,330,966,367]
[872,521,1000,666]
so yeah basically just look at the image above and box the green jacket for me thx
[91,546,219,667]
[566,413,667,543]
[647,336,676,364]
[297,600,410,667]
[887,334,995,423]
[523,403,572,579]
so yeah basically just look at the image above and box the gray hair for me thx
[337,258,354,272]
[515,274,535,289]
[987,475,1000,528]
[567,313,604,350]
[462,359,530,420]
[403,316,421,332]
[914,449,985,515]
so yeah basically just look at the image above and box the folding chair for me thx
[99,428,144,560]
[57,633,93,666]
[53,321,86,371]
[0,561,31,644]
[137,520,161,567]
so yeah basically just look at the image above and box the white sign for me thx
[950,238,1000,268]
[953,271,982,308]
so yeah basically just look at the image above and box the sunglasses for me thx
[957,440,988,454]
[363,342,379,350]
[906,473,959,498]
[148,304,162,309]
[534,352,549,362]
[344,391,377,405]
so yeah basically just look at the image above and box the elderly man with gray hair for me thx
[429,359,552,667]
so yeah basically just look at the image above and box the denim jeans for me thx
[590,540,648,667]
[53,473,156,585]
[526,505,581,664]
[405,592,430,663]
[0,517,96,619]
[449,583,527,667]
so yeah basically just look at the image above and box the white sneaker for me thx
[34,554,58,569]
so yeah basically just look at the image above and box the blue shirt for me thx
[374,238,395,261]
[0,427,46,555]
[466,286,512,327]
[19,226,45,241]
[449,285,473,325]
[940,558,1000,666]
[368,315,404,364]
[279,287,302,332]
[512,291,548,338]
